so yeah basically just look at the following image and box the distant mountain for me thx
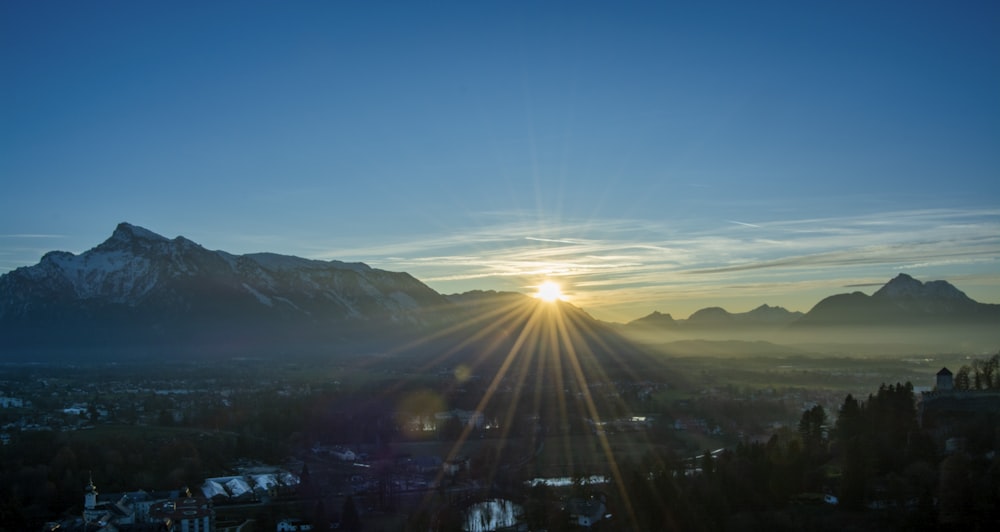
[0,223,649,365]
[0,223,453,358]
[625,275,998,333]
[794,273,1000,327]
[626,310,676,328]
[2,225,997,360]
[617,275,998,354]
[626,304,802,331]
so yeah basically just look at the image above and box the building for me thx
[69,476,216,531]
[82,476,136,528]
[935,367,953,391]
[149,497,215,532]
[920,366,1000,451]
[201,469,300,503]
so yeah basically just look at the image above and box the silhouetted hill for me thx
[626,311,676,328]
[795,273,1000,327]
[618,275,998,354]
[625,304,802,332]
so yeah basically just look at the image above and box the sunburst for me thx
[535,280,565,302]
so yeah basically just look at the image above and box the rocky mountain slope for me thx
[0,223,453,357]
[0,223,645,363]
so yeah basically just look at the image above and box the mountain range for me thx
[624,273,998,332]
[1,223,997,361]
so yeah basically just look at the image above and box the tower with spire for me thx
[84,473,98,510]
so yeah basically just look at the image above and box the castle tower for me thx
[936,367,953,392]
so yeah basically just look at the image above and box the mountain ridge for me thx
[1,223,998,360]
[0,223,454,358]
[794,273,999,327]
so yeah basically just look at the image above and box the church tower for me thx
[84,474,98,510]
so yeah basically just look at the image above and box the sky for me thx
[2,1,998,322]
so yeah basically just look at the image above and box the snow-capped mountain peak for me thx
[0,223,453,345]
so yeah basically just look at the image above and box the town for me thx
[2,351,996,530]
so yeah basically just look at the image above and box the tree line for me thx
[587,378,998,530]
[953,352,1000,390]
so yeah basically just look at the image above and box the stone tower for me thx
[936,367,953,392]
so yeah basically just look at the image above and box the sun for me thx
[535,280,565,302]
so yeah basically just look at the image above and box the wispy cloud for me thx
[12,209,983,321]
[311,208,1000,320]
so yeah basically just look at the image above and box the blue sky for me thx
[2,1,998,321]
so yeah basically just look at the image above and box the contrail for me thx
[727,220,761,228]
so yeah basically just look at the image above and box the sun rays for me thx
[335,273,673,528]
[374,292,646,527]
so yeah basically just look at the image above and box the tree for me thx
[300,462,312,486]
[938,453,972,525]
[797,404,827,456]
[972,359,986,390]
[341,495,362,531]
[835,394,863,441]
[960,353,1000,390]
[313,499,329,530]
[839,437,870,510]
[701,448,714,476]
[974,353,1000,389]
[954,365,972,391]
[439,414,464,441]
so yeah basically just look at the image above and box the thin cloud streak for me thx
[319,208,1000,320]
[727,220,762,228]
